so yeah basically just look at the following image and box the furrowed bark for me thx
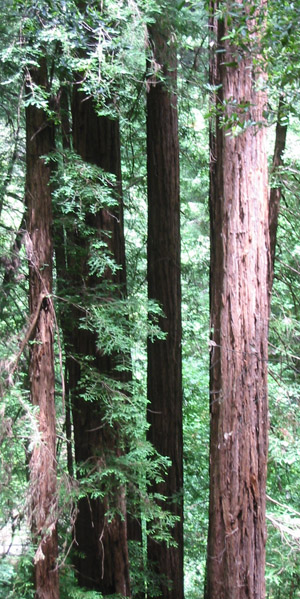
[206,2,269,598]
[146,16,183,599]
[26,58,59,599]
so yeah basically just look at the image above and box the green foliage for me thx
[265,0,300,104]
[0,1,300,598]
[50,149,118,213]
[6,549,35,599]
[0,560,14,599]
[60,566,104,599]
[180,92,210,597]
[266,137,300,598]
[0,378,35,549]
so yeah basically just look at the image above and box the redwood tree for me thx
[68,86,130,596]
[206,2,269,598]
[51,5,131,590]
[25,59,59,599]
[146,11,183,599]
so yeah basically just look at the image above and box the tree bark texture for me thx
[206,3,269,599]
[25,59,59,599]
[146,19,183,599]
[67,88,130,596]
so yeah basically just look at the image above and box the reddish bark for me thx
[206,3,269,598]
[26,59,59,599]
[146,19,183,599]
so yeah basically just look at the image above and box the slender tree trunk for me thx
[269,95,287,286]
[53,85,74,479]
[25,59,59,599]
[67,87,130,596]
[146,16,183,599]
[206,3,269,598]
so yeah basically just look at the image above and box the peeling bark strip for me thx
[206,2,269,599]
[26,59,59,599]
[269,95,287,286]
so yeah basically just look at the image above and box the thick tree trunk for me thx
[25,59,59,599]
[146,19,183,599]
[68,88,130,596]
[206,3,269,599]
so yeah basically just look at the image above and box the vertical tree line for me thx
[26,57,59,599]
[206,1,269,598]
[146,7,183,599]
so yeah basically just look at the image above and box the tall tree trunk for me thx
[269,95,287,287]
[53,85,74,479]
[25,59,59,599]
[146,16,183,599]
[206,2,269,599]
[67,87,130,596]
